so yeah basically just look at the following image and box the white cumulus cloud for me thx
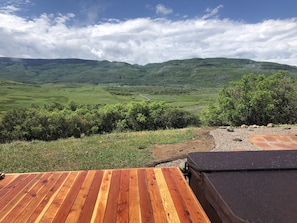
[0,7,296,66]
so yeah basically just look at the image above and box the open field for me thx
[0,82,125,115]
[0,81,219,117]
[0,127,214,173]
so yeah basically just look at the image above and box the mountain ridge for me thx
[0,57,296,87]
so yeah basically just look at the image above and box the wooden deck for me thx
[0,167,210,222]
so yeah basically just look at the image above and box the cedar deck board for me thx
[0,167,210,223]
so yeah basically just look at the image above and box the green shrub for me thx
[0,101,199,143]
[202,72,297,126]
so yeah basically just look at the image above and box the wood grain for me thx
[146,168,167,222]
[0,168,210,223]
[154,168,181,223]
[91,170,112,222]
[38,171,79,222]
[116,169,129,223]
[163,168,210,223]
[129,169,142,222]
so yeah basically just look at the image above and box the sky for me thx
[0,0,296,66]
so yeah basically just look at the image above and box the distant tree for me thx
[202,72,297,126]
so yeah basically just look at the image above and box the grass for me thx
[0,82,136,116]
[0,82,214,173]
[0,128,197,173]
[0,82,219,117]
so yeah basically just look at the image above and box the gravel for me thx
[211,125,297,151]
[156,125,297,167]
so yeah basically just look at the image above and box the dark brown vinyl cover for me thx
[187,150,297,223]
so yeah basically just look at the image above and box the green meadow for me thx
[0,81,219,117]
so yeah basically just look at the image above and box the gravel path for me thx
[156,125,297,167]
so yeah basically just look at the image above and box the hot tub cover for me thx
[187,150,297,223]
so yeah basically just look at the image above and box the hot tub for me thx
[187,150,297,223]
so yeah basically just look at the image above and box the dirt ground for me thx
[148,127,215,165]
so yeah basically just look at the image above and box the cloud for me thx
[155,4,173,15]
[0,5,20,14]
[0,0,31,12]
[0,9,296,66]
[202,5,223,19]
[80,5,103,25]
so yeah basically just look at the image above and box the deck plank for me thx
[91,170,112,222]
[78,170,104,222]
[164,168,211,223]
[65,170,97,222]
[13,172,64,223]
[154,168,181,223]
[0,168,210,223]
[0,174,18,189]
[0,174,40,222]
[138,169,155,223]
[53,171,88,222]
[0,174,38,209]
[162,168,193,223]
[37,172,79,222]
[27,172,70,222]
[129,169,142,222]
[2,173,53,223]
[116,169,130,223]
[103,170,121,223]
[146,168,168,222]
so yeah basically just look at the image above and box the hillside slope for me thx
[0,57,296,87]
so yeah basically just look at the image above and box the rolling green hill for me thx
[0,57,296,87]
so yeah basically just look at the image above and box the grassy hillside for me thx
[143,58,297,87]
[0,57,296,87]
